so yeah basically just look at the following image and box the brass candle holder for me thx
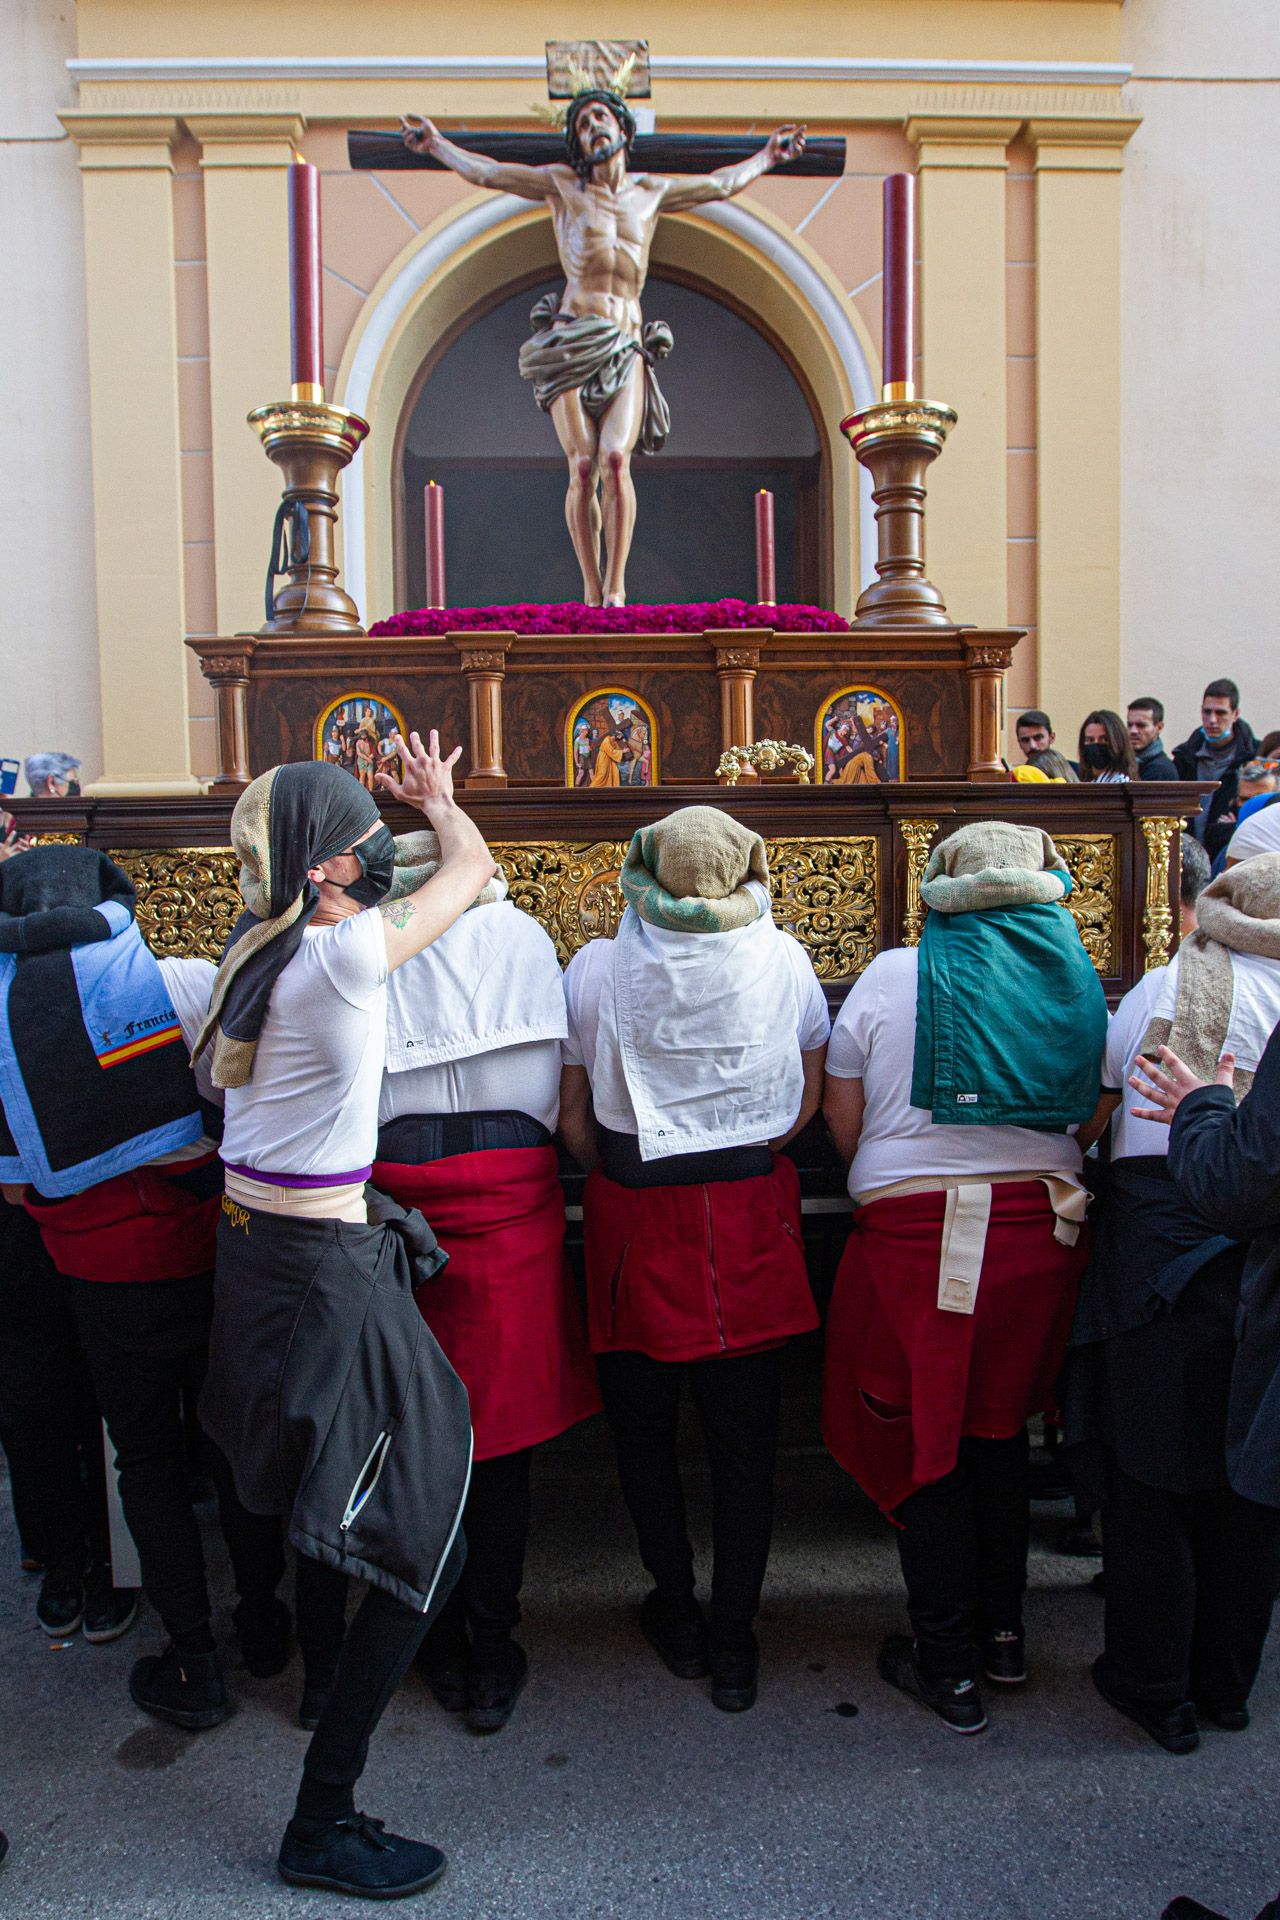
[841,398,958,629]
[248,399,370,636]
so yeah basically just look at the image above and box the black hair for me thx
[565,91,637,182]
[1128,696,1164,725]
[1203,678,1240,709]
[1016,709,1053,735]
[1179,835,1210,910]
[1079,708,1137,780]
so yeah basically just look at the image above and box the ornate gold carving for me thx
[898,817,938,947]
[111,849,241,962]
[459,650,509,675]
[32,831,85,845]
[1056,834,1118,977]
[1139,815,1180,974]
[715,648,761,672]
[766,838,879,980]
[247,400,369,459]
[715,740,814,785]
[839,398,958,455]
[496,836,877,979]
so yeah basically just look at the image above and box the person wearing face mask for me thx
[1173,680,1259,855]
[23,752,81,799]
[1077,710,1137,784]
[195,740,496,1901]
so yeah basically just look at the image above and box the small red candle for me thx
[754,489,776,606]
[882,172,916,398]
[289,156,324,397]
[424,481,446,609]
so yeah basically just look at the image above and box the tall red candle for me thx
[289,157,324,398]
[754,489,776,606]
[424,481,446,609]
[882,172,916,398]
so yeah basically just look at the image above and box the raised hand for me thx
[376,729,462,817]
[766,124,807,168]
[400,114,441,156]
[1128,1043,1235,1124]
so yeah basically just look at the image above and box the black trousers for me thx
[0,1207,109,1572]
[596,1346,783,1641]
[68,1271,284,1644]
[1102,1464,1280,1710]
[893,1430,1030,1679]
[294,1532,466,1826]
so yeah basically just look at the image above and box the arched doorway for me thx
[396,274,823,609]
[335,196,877,624]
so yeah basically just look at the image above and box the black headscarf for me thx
[194,762,382,1088]
[0,847,135,954]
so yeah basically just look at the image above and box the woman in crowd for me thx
[822,822,1109,1734]
[371,832,599,1735]
[195,736,494,1900]
[558,806,828,1712]
[1069,849,1280,1753]
[1078,710,1137,784]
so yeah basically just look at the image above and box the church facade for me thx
[4,0,1276,790]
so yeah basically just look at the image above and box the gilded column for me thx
[907,117,1020,632]
[1026,118,1140,740]
[189,116,303,640]
[60,113,199,792]
[452,635,513,788]
[1139,815,1179,974]
[898,817,939,947]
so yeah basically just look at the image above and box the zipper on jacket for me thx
[339,1431,392,1534]
[418,1428,473,1616]
[703,1188,727,1352]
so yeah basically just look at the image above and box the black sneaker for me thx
[639,1591,710,1679]
[710,1633,759,1713]
[466,1641,528,1733]
[1160,1902,1231,1920]
[233,1595,292,1678]
[36,1564,84,1637]
[278,1814,446,1898]
[1193,1695,1250,1732]
[1091,1656,1199,1754]
[130,1643,231,1730]
[414,1637,469,1713]
[982,1629,1026,1687]
[877,1635,987,1735]
[83,1564,140,1645]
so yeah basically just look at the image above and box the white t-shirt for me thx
[826,946,1083,1198]
[1106,947,1280,1162]
[157,956,219,1107]
[563,922,829,1141]
[221,910,388,1177]
[379,1040,562,1132]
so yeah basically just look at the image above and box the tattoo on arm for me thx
[380,899,416,931]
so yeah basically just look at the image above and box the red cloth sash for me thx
[372,1144,600,1461]
[25,1162,220,1284]
[582,1152,817,1363]
[821,1180,1085,1516]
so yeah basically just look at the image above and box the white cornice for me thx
[67,53,1132,88]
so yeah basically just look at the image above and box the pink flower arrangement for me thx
[369,599,849,638]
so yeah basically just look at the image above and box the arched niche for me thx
[335,194,878,625]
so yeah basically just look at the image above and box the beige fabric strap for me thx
[223,1168,368,1225]
[855,1169,1088,1319]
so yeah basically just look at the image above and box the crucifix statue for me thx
[392,45,809,607]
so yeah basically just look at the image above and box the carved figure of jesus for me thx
[402,98,805,606]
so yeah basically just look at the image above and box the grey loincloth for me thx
[517,290,674,453]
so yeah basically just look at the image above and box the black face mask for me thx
[1081,742,1112,772]
[342,823,396,906]
[66,780,82,798]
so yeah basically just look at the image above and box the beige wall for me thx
[1119,0,1280,754]
[0,2,102,787]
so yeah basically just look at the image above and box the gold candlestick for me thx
[841,398,958,629]
[248,400,370,637]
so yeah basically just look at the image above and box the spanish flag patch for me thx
[96,1022,183,1069]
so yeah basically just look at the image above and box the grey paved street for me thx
[2,1385,1277,1920]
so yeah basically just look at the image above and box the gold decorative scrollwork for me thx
[898,817,938,947]
[111,849,241,962]
[32,831,85,845]
[497,841,629,965]
[1056,834,1118,977]
[1139,816,1180,974]
[715,740,814,786]
[766,838,879,981]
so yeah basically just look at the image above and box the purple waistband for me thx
[223,1161,372,1190]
